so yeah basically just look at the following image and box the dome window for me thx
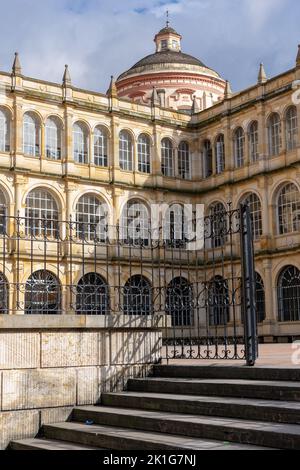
[161,40,168,50]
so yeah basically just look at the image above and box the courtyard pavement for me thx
[163,343,300,368]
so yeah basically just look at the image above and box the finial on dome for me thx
[166,10,170,28]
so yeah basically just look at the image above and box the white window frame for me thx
[234,127,245,168]
[286,106,298,152]
[94,126,108,167]
[119,131,133,171]
[215,135,225,174]
[161,138,174,177]
[73,122,88,164]
[268,113,281,156]
[23,113,40,157]
[137,134,151,174]
[76,194,108,241]
[45,117,62,160]
[278,183,300,235]
[0,108,10,153]
[178,141,191,180]
[25,189,59,238]
[249,121,259,163]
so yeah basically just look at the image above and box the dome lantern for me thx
[154,12,182,53]
[116,21,226,111]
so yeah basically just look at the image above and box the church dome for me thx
[116,21,225,112]
[118,51,213,80]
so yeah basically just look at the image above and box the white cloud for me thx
[0,0,297,93]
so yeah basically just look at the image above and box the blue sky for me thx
[0,0,299,93]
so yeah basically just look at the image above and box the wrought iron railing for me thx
[0,206,257,363]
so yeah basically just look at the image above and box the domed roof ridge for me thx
[117,50,219,81]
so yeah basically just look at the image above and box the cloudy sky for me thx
[0,0,298,93]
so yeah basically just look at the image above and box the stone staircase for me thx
[10,365,300,450]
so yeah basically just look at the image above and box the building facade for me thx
[0,26,300,342]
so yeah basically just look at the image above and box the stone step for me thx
[101,391,300,424]
[43,421,273,451]
[10,438,99,450]
[128,377,300,401]
[153,365,300,382]
[71,405,300,449]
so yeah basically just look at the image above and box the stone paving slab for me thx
[44,422,273,451]
[10,438,99,450]
[104,391,300,409]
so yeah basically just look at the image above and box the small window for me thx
[73,122,89,164]
[178,141,191,180]
[46,116,62,160]
[172,40,178,49]
[161,40,168,50]
[94,127,108,167]
[268,113,281,156]
[0,108,10,153]
[161,138,174,177]
[119,130,133,171]
[23,113,40,157]
[233,127,245,168]
[137,134,151,174]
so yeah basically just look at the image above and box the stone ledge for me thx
[0,314,168,330]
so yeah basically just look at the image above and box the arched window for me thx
[203,140,212,178]
[123,275,152,315]
[119,130,133,171]
[233,127,245,168]
[242,193,263,240]
[286,106,298,151]
[94,126,108,167]
[161,138,174,177]
[178,141,191,179]
[215,135,225,174]
[255,272,265,323]
[23,112,40,157]
[45,116,62,160]
[76,194,108,241]
[209,202,227,248]
[249,121,259,163]
[278,266,300,322]
[121,201,150,246]
[277,183,300,235]
[0,189,6,235]
[208,276,230,326]
[73,122,89,164]
[164,204,186,248]
[137,134,150,174]
[268,113,281,156]
[0,108,10,152]
[25,188,59,238]
[0,273,8,314]
[166,277,193,326]
[25,270,61,315]
[76,273,109,315]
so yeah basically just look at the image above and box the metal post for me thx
[240,203,258,366]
